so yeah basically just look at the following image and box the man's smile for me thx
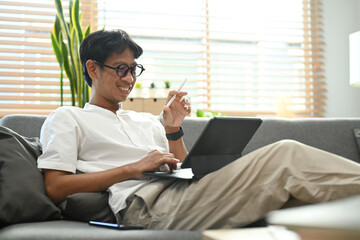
[116,83,133,94]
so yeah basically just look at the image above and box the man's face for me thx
[93,48,137,105]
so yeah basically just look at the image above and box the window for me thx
[97,0,325,117]
[0,0,325,118]
[0,0,93,117]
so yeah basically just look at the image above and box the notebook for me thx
[143,117,262,180]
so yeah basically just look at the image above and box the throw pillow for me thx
[0,126,61,226]
[59,191,116,223]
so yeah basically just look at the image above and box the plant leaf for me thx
[70,28,80,97]
[61,41,76,106]
[53,15,61,41]
[54,0,71,44]
[69,0,74,25]
[60,69,64,106]
[61,41,72,82]
[84,25,91,37]
[50,32,63,67]
[71,0,84,43]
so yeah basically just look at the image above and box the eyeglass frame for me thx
[92,60,145,78]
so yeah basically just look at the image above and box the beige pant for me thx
[122,140,360,230]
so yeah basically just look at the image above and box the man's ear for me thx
[86,60,97,81]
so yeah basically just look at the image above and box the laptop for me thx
[143,117,262,180]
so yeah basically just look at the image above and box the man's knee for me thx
[272,139,305,154]
[275,139,301,145]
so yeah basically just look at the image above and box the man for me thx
[38,29,360,230]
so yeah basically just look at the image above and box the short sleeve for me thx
[37,108,81,173]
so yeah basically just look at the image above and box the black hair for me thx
[80,29,143,87]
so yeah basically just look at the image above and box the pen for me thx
[159,78,187,118]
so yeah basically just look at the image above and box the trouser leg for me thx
[123,140,360,230]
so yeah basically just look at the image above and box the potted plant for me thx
[51,0,91,107]
[149,82,157,98]
[131,82,143,98]
[163,80,171,97]
[164,80,171,89]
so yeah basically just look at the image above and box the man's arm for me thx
[165,125,188,162]
[43,150,179,203]
[43,166,134,204]
[162,90,191,162]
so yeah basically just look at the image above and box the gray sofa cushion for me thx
[0,220,202,240]
[0,126,61,226]
[242,118,360,163]
[59,192,116,223]
[0,114,46,138]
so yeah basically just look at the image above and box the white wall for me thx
[323,0,360,117]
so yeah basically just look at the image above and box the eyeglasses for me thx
[93,60,145,78]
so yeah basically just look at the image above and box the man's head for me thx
[80,29,143,87]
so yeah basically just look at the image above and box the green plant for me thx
[150,82,156,89]
[51,0,91,107]
[164,80,171,89]
[196,109,205,117]
[134,82,142,88]
[196,109,227,117]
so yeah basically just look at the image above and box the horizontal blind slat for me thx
[0,79,69,86]
[0,95,72,101]
[0,25,51,33]
[0,64,58,70]
[0,47,55,55]
[0,88,71,94]
[0,72,60,78]
[0,103,61,109]
[0,56,56,62]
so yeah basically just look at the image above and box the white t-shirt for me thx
[37,103,169,213]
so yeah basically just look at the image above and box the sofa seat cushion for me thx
[0,126,61,226]
[0,220,202,240]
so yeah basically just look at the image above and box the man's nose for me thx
[123,71,134,83]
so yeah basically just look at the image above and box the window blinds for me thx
[97,0,208,109]
[97,0,325,117]
[0,0,325,118]
[206,0,326,117]
[0,0,93,117]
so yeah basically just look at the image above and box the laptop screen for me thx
[181,117,262,169]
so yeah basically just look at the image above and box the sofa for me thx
[1,114,360,240]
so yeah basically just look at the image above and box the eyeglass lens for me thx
[117,64,143,77]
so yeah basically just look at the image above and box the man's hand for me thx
[162,90,191,128]
[129,150,180,178]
